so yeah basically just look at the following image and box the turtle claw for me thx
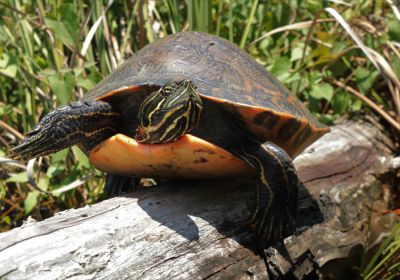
[251,203,295,248]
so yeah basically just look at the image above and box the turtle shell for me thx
[85,32,329,158]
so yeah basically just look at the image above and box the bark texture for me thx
[0,119,397,280]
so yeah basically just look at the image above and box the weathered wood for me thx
[0,119,397,280]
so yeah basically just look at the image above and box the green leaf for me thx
[47,73,74,105]
[38,176,50,192]
[43,4,79,47]
[0,53,17,78]
[0,25,7,43]
[290,45,304,61]
[332,90,351,114]
[34,56,48,69]
[72,146,90,168]
[309,83,334,101]
[329,61,347,76]
[392,56,400,79]
[38,68,57,76]
[352,99,363,111]
[311,38,331,61]
[1,216,11,225]
[47,165,62,178]
[39,67,74,76]
[274,2,290,27]
[388,18,400,41]
[76,75,96,91]
[371,89,384,105]
[44,18,73,46]
[284,72,300,84]
[60,3,80,39]
[355,67,379,94]
[24,191,38,214]
[269,56,291,81]
[259,37,271,53]
[51,148,70,163]
[319,114,334,125]
[7,172,28,183]
[0,183,6,199]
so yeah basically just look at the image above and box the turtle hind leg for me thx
[104,174,141,198]
[237,141,299,247]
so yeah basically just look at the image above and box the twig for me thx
[330,79,400,132]
[387,41,400,60]
[245,19,335,50]
[0,120,24,140]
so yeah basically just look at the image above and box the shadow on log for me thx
[0,119,398,280]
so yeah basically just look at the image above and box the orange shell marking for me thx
[89,134,254,179]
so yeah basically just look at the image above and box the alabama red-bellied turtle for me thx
[11,32,329,245]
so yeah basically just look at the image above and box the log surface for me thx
[0,119,397,280]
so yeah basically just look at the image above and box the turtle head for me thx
[136,79,203,144]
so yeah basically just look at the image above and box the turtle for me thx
[10,32,329,246]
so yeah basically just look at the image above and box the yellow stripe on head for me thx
[136,80,203,144]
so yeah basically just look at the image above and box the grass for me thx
[0,0,399,278]
[362,221,400,280]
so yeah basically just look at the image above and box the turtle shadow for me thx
[123,177,324,253]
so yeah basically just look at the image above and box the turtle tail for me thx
[9,100,121,160]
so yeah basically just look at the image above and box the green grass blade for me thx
[228,0,233,42]
[239,0,258,48]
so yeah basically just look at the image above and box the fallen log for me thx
[0,119,398,280]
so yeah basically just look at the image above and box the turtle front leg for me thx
[235,141,299,247]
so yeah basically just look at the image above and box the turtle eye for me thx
[163,86,173,95]
[162,82,179,96]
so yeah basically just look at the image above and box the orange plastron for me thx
[89,134,254,179]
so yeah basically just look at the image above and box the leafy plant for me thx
[0,6,399,278]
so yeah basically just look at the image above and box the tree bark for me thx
[0,119,397,280]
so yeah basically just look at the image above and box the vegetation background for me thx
[0,0,399,278]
